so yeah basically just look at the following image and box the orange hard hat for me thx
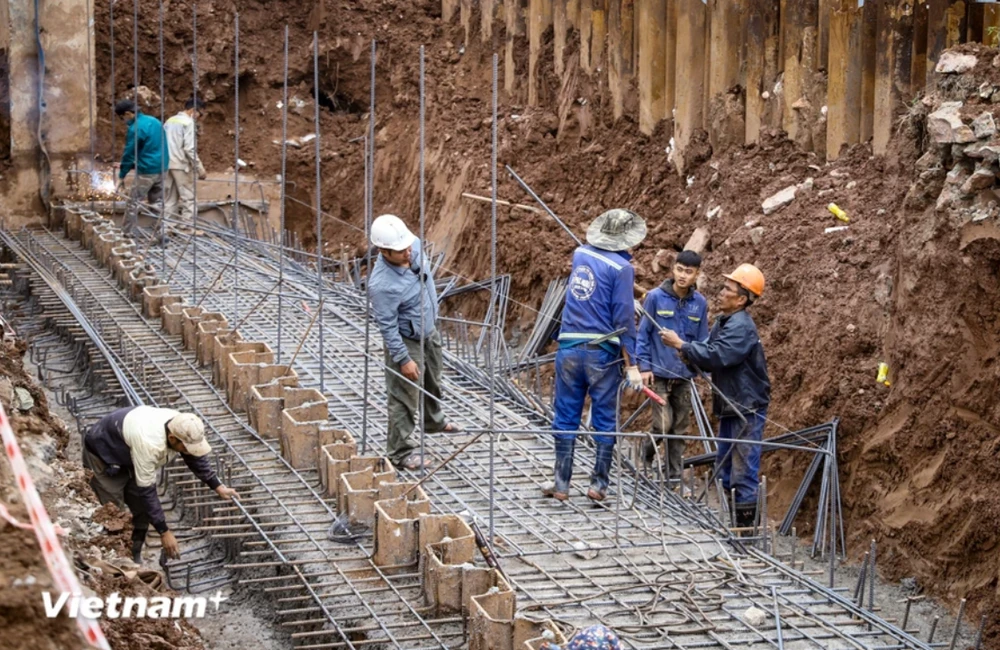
[724,263,765,297]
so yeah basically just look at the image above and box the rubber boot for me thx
[735,502,758,533]
[131,528,147,564]
[542,437,574,500]
[588,443,615,502]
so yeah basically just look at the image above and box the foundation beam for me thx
[673,0,707,173]
[826,0,863,160]
[638,0,667,134]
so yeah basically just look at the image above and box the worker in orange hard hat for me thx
[658,263,771,530]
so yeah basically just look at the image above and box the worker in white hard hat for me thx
[83,406,238,563]
[368,214,462,470]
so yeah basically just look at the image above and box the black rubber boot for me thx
[543,437,575,500]
[588,443,615,501]
[131,538,144,564]
[735,502,758,531]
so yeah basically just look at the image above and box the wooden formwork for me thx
[449,0,1000,165]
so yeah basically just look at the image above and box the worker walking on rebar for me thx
[543,209,646,503]
[114,99,169,235]
[82,406,237,564]
[368,214,462,471]
[635,250,709,490]
[659,264,771,528]
[163,98,208,233]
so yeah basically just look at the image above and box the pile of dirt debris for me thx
[0,337,209,649]
[89,0,1000,642]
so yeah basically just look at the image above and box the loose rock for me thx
[935,51,978,74]
[761,185,798,215]
[743,606,769,627]
[961,167,995,194]
[972,112,997,140]
[927,102,976,144]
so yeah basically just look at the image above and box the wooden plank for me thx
[968,2,984,43]
[782,0,819,144]
[818,0,832,71]
[639,0,667,134]
[591,4,607,72]
[481,0,495,42]
[505,0,519,93]
[709,0,743,100]
[609,0,625,120]
[893,0,914,102]
[529,0,544,106]
[554,0,568,77]
[928,0,967,82]
[745,0,766,144]
[873,0,896,155]
[986,7,1000,47]
[461,0,473,46]
[580,0,594,74]
[443,0,458,24]
[567,0,580,26]
[764,0,782,132]
[622,0,635,76]
[911,0,928,89]
[664,0,678,123]
[861,0,878,143]
[827,0,863,160]
[674,0,707,172]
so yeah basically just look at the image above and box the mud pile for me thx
[90,0,1000,642]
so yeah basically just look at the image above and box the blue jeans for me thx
[715,408,767,505]
[552,346,620,444]
[552,346,621,492]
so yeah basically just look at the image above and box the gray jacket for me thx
[164,111,206,175]
[369,239,439,364]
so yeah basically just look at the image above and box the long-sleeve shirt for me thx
[636,279,709,379]
[369,239,439,365]
[119,112,169,179]
[164,111,206,175]
[84,406,221,533]
[557,245,637,360]
[681,310,771,417]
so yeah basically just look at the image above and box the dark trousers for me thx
[642,377,694,482]
[383,331,446,465]
[82,446,150,544]
[716,409,767,505]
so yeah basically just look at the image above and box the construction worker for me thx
[635,250,709,488]
[541,625,623,650]
[82,406,237,563]
[114,99,169,234]
[163,98,208,233]
[543,209,646,502]
[368,214,461,471]
[659,263,770,528]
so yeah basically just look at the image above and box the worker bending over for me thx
[541,624,622,650]
[163,98,208,233]
[83,406,237,563]
[635,250,708,489]
[543,209,646,502]
[368,214,461,471]
[659,264,771,528]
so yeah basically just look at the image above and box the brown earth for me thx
[0,336,208,649]
[88,1,1000,646]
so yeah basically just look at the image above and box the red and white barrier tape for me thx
[0,402,110,649]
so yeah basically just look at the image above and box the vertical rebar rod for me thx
[110,0,115,158]
[131,0,139,234]
[418,45,426,476]
[191,4,198,303]
[489,52,498,541]
[949,599,966,650]
[311,31,324,392]
[278,25,289,363]
[85,0,95,215]
[158,0,166,271]
[929,616,940,643]
[361,40,376,454]
[973,614,986,650]
[868,537,877,626]
[233,13,241,320]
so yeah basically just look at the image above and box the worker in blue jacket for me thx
[635,250,709,489]
[542,209,646,503]
[660,264,770,528]
[115,99,169,235]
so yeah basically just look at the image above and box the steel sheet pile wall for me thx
[458,0,1000,165]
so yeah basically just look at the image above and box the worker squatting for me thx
[366,210,771,529]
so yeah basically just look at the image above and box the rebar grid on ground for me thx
[6,216,940,650]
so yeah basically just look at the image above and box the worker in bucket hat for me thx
[83,406,237,563]
[543,208,647,503]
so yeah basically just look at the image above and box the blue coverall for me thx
[551,245,637,493]
[681,309,770,505]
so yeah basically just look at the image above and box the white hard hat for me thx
[371,214,416,251]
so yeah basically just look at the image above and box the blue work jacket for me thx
[557,245,637,360]
[636,279,709,379]
[369,239,439,365]
[682,309,771,418]
[119,112,169,178]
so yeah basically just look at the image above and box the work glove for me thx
[625,365,643,391]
